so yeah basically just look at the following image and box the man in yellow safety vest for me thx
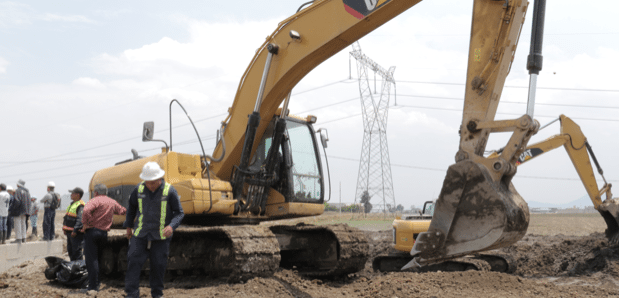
[63,187,85,261]
[123,162,184,298]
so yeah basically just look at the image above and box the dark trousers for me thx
[125,237,171,298]
[66,231,84,261]
[6,216,13,238]
[43,208,55,240]
[84,228,107,291]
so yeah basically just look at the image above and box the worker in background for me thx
[63,187,85,261]
[80,184,126,294]
[123,162,184,298]
[5,185,14,240]
[0,184,9,244]
[41,181,59,241]
[13,179,31,243]
[29,197,39,240]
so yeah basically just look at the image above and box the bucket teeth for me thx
[410,160,529,266]
[597,198,619,245]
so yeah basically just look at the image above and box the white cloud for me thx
[93,19,277,77]
[41,13,95,24]
[72,77,105,89]
[0,56,8,73]
[0,2,95,28]
[0,2,32,27]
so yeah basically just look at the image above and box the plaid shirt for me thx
[82,195,126,231]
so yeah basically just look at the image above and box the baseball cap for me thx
[69,187,84,197]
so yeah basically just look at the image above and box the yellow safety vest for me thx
[134,182,171,240]
[62,200,85,232]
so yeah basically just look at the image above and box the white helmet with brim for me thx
[140,162,165,181]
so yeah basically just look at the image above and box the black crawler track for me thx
[100,223,369,282]
[271,223,370,277]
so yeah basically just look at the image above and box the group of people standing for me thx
[1,162,184,297]
[0,180,43,244]
[2,162,184,298]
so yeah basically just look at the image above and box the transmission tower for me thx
[350,42,396,213]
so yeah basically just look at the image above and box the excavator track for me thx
[373,251,514,273]
[270,223,370,278]
[101,225,280,282]
[100,223,368,281]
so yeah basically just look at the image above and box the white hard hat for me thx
[6,185,14,191]
[140,162,165,181]
[48,181,55,187]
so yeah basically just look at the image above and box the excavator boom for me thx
[210,0,423,181]
[407,0,537,269]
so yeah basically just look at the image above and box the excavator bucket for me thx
[405,160,529,269]
[598,199,619,244]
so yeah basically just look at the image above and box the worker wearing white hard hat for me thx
[139,162,165,182]
[123,161,184,298]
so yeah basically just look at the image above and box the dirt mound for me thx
[502,233,619,279]
[3,226,619,297]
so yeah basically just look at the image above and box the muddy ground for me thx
[2,213,619,297]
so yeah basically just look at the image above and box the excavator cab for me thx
[250,116,326,205]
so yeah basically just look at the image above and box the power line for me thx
[329,155,619,182]
[394,104,619,122]
[7,77,616,168]
[292,79,356,95]
[4,76,618,178]
[381,79,619,93]
[0,152,129,164]
[397,94,619,110]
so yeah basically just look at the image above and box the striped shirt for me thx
[82,195,127,231]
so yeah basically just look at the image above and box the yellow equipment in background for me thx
[392,201,433,253]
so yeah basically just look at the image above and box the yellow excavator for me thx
[87,0,619,281]
[91,0,430,281]
[374,114,618,272]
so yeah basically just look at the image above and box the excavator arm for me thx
[209,0,423,181]
[205,0,426,215]
[500,115,618,241]
[406,0,537,269]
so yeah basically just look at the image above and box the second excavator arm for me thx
[500,115,618,241]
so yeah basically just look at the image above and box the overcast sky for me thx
[1,0,618,210]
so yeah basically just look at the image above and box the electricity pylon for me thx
[350,42,396,213]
